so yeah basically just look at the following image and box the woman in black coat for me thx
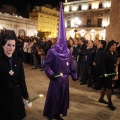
[99,40,117,111]
[0,30,30,120]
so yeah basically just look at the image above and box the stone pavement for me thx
[23,64,120,120]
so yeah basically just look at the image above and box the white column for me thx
[90,29,95,40]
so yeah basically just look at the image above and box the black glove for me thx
[50,74,57,80]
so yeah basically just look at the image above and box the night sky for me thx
[0,0,65,16]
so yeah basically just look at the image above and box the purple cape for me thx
[43,2,77,118]
[43,48,77,118]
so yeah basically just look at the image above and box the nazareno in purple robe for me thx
[43,44,77,118]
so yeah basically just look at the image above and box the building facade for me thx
[63,0,111,40]
[0,12,37,37]
[29,4,59,38]
[106,0,120,41]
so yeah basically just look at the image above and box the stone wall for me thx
[106,0,120,41]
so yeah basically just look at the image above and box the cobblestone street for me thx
[23,64,120,120]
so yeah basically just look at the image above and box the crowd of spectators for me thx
[16,35,120,95]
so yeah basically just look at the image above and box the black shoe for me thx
[99,99,108,104]
[114,91,120,95]
[40,69,44,71]
[32,67,37,69]
[95,88,101,90]
[54,114,64,120]
[88,84,92,87]
[80,82,87,85]
[108,104,116,111]
[47,117,54,120]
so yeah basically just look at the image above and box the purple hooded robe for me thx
[43,3,77,119]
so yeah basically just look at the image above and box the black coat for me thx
[99,49,117,88]
[82,47,96,66]
[77,43,87,63]
[72,45,78,60]
[93,48,105,89]
[0,53,29,120]
[100,50,117,76]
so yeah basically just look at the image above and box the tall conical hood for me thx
[57,2,66,45]
[51,2,70,57]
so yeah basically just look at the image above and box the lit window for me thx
[64,5,69,12]
[102,1,111,8]
[81,3,89,10]
[92,2,99,9]
[72,5,78,11]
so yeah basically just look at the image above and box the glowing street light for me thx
[71,17,81,38]
[71,17,81,28]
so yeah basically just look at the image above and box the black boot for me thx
[54,114,64,120]
[108,103,116,111]
[99,99,108,104]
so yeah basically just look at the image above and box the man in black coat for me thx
[76,37,87,80]
[81,40,96,86]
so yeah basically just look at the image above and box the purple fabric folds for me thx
[43,3,77,119]
[43,49,77,118]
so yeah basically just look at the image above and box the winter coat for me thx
[0,53,29,120]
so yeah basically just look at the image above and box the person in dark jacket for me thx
[81,40,96,86]
[99,40,117,111]
[43,38,52,55]
[0,30,30,120]
[31,37,39,69]
[92,40,106,90]
[76,37,87,80]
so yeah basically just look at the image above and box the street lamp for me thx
[74,28,78,38]
[71,17,81,38]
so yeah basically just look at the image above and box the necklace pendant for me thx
[66,62,69,66]
[9,70,14,75]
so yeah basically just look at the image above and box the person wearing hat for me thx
[43,3,77,120]
[0,30,31,120]
[98,40,117,111]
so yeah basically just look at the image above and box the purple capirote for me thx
[43,2,77,119]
